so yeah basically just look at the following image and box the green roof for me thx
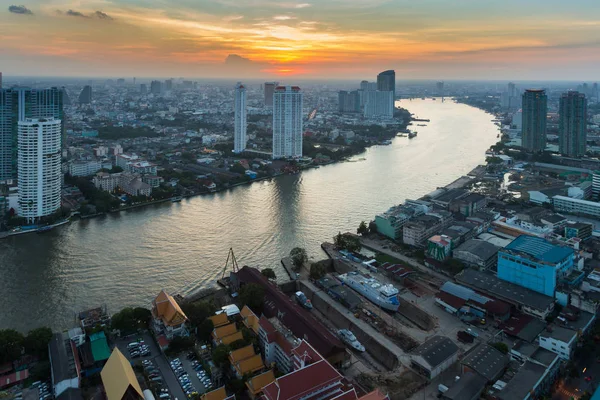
[90,331,111,362]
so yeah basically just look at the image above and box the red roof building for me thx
[234,267,346,366]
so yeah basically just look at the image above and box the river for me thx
[0,99,499,332]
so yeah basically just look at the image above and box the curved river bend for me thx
[0,99,498,331]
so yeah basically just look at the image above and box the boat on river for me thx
[338,271,400,311]
[171,196,183,203]
[408,132,417,139]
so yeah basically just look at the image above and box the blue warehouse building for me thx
[497,235,574,297]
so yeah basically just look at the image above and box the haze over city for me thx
[2,0,600,79]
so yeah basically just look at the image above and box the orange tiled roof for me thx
[234,354,264,376]
[201,386,227,400]
[245,370,275,395]
[209,313,230,328]
[221,331,244,346]
[212,323,238,341]
[152,290,188,327]
[229,345,255,364]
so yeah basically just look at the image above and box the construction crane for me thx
[217,247,240,287]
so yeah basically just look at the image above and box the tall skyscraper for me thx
[0,72,2,89]
[0,87,64,181]
[272,86,303,159]
[18,118,62,223]
[436,82,444,96]
[360,81,377,92]
[377,70,396,100]
[338,90,360,113]
[233,82,247,153]
[78,85,92,104]
[165,79,173,91]
[264,82,278,107]
[508,82,516,97]
[140,84,147,95]
[559,91,587,158]
[150,80,162,95]
[363,91,394,119]
[521,89,547,152]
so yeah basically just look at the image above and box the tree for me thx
[24,327,53,358]
[491,342,509,354]
[310,262,326,280]
[333,232,361,253]
[229,339,249,350]
[368,221,378,234]
[212,344,231,367]
[357,221,369,236]
[111,307,152,332]
[290,247,308,271]
[238,283,265,313]
[261,268,276,280]
[167,336,195,355]
[196,319,214,343]
[0,329,25,363]
[229,163,247,175]
[181,301,213,328]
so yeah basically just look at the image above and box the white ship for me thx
[338,329,365,352]
[338,272,400,311]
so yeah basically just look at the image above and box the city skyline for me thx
[2,1,600,80]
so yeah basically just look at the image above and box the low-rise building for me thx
[120,174,152,197]
[151,290,188,340]
[403,212,453,247]
[461,343,509,382]
[426,235,452,261]
[456,269,555,319]
[68,160,104,177]
[409,336,459,379]
[436,281,511,322]
[564,221,593,241]
[374,200,430,240]
[93,172,121,192]
[49,333,81,398]
[453,239,501,270]
[538,325,577,360]
[553,195,600,218]
[229,345,264,379]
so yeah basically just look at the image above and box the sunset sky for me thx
[1,0,600,80]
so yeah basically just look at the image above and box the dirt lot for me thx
[355,370,426,400]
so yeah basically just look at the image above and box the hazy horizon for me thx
[2,0,600,80]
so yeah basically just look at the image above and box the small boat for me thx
[171,196,183,202]
[37,225,54,233]
[381,140,392,145]
[338,329,365,352]
[408,132,417,139]
[295,291,313,310]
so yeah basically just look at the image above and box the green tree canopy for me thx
[238,283,265,313]
[310,262,327,280]
[111,307,151,332]
[334,232,361,252]
[357,221,369,236]
[24,327,53,359]
[167,336,195,355]
[0,329,25,363]
[196,319,214,343]
[290,247,308,271]
[212,344,231,367]
[180,301,213,328]
[261,268,276,280]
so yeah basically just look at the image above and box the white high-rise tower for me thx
[272,86,303,159]
[233,82,247,153]
[18,118,62,223]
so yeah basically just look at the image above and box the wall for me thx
[297,280,400,370]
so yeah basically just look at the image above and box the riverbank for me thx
[0,98,501,332]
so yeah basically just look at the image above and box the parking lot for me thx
[113,333,185,400]
[167,353,214,396]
